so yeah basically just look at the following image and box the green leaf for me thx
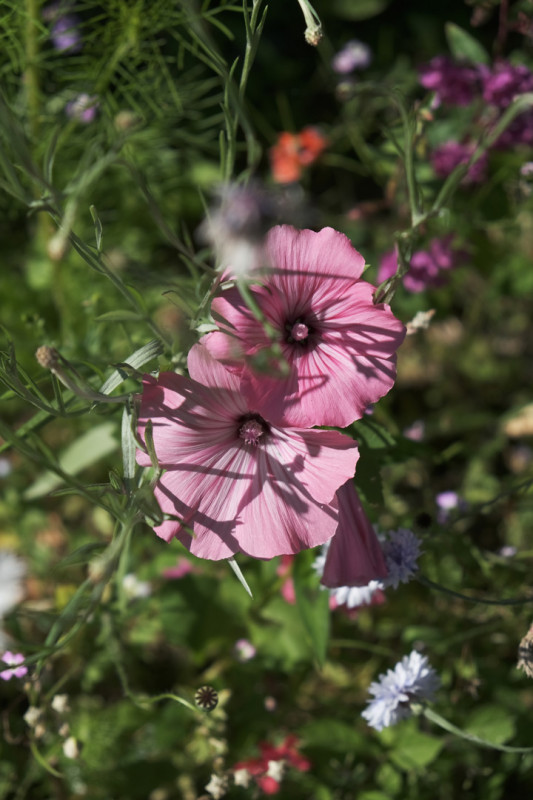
[121,404,137,487]
[293,555,330,667]
[445,23,490,65]
[90,204,104,253]
[389,725,444,770]
[300,719,363,752]
[95,310,145,323]
[100,339,163,395]
[24,422,118,499]
[332,0,390,20]
[465,705,516,746]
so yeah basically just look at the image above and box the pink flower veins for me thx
[136,344,359,560]
[203,226,405,428]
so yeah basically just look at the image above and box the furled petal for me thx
[321,482,388,588]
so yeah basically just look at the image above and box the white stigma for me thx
[239,419,264,445]
[291,322,309,341]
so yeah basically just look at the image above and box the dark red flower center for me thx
[238,414,269,445]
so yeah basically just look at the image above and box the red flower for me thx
[232,735,310,794]
[270,127,328,183]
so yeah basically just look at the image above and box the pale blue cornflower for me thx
[381,529,421,589]
[362,650,440,731]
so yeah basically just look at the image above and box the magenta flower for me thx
[418,56,480,107]
[481,61,533,108]
[320,482,388,589]
[431,141,488,184]
[0,651,27,681]
[377,237,465,293]
[203,226,405,428]
[66,93,99,123]
[136,343,360,560]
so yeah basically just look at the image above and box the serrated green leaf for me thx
[445,23,490,66]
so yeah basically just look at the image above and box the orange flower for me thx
[269,127,328,183]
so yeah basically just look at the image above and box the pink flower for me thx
[431,141,488,184]
[136,343,359,560]
[320,482,388,588]
[481,61,533,108]
[203,226,405,428]
[0,651,27,681]
[377,237,465,293]
[161,557,196,579]
[418,56,480,107]
[277,555,296,604]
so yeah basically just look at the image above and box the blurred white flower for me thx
[62,736,80,759]
[0,551,26,618]
[122,573,151,600]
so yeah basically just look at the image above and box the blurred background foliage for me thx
[1,0,533,798]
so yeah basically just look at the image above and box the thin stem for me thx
[417,574,533,606]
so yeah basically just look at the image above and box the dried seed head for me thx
[195,685,219,711]
[35,346,59,370]
[517,623,533,678]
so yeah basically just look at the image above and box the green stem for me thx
[417,574,533,606]
[420,706,533,754]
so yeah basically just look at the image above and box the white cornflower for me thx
[23,706,42,728]
[362,650,440,731]
[266,760,285,781]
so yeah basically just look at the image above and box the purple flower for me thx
[381,529,421,589]
[0,651,28,681]
[66,94,99,123]
[419,56,480,107]
[50,14,82,53]
[362,650,440,731]
[234,639,256,662]
[435,491,467,524]
[377,237,465,293]
[493,110,533,149]
[432,141,488,185]
[482,61,533,108]
[332,40,372,74]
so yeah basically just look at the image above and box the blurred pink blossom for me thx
[431,141,488,184]
[419,56,480,107]
[0,652,27,681]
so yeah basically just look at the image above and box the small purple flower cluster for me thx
[377,236,466,293]
[419,56,533,179]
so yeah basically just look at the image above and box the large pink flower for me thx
[136,344,359,560]
[203,226,405,428]
[321,482,388,588]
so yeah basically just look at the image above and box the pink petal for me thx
[137,344,360,560]
[321,482,388,588]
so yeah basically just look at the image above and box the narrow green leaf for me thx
[445,23,490,66]
[24,423,118,500]
[90,204,104,253]
[99,339,163,395]
[227,557,253,597]
[95,310,144,323]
